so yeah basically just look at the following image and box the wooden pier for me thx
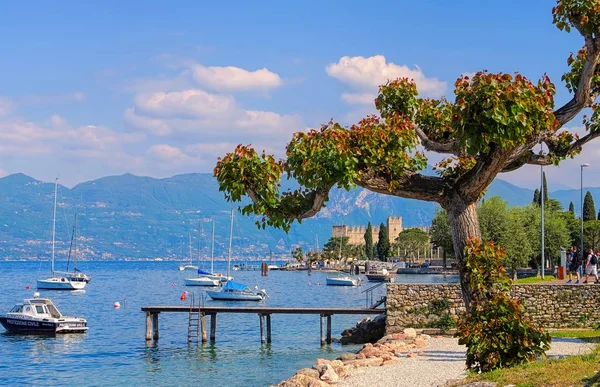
[141,306,383,345]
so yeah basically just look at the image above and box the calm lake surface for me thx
[0,261,458,386]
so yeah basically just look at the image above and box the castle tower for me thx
[387,216,403,244]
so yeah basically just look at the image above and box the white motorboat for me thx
[37,179,88,291]
[185,276,220,287]
[0,293,88,334]
[206,281,267,301]
[326,274,360,286]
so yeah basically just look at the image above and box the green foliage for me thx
[376,223,391,261]
[322,236,351,260]
[429,209,454,266]
[583,220,600,251]
[429,298,451,315]
[452,72,557,156]
[533,189,540,206]
[365,222,374,260]
[291,246,304,263]
[396,227,429,260]
[522,204,570,271]
[583,191,596,221]
[542,172,549,204]
[569,201,575,215]
[456,238,551,373]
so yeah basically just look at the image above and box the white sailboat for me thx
[196,219,232,283]
[178,233,198,271]
[58,214,91,284]
[207,210,266,301]
[37,178,87,291]
[185,221,220,287]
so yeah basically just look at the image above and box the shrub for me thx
[455,238,551,372]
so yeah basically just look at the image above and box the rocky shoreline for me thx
[274,328,431,386]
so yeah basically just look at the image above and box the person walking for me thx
[567,246,582,284]
[583,248,599,284]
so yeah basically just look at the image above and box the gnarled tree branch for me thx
[356,170,446,204]
[414,125,459,154]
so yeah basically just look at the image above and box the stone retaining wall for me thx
[385,283,600,333]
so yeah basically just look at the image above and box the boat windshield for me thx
[9,305,23,313]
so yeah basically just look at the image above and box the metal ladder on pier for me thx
[187,293,202,343]
[361,282,387,309]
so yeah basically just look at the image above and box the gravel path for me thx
[339,337,596,387]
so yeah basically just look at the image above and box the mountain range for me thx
[0,172,596,261]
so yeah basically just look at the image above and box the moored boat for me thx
[206,281,267,301]
[365,268,395,282]
[0,293,88,334]
[326,274,360,286]
[185,276,220,287]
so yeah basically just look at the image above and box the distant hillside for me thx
[0,172,550,260]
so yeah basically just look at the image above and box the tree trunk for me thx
[445,194,481,312]
[443,250,447,269]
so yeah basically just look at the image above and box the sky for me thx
[0,0,597,190]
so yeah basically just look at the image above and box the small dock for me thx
[141,306,383,345]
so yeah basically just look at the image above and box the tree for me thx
[364,222,374,260]
[430,209,454,268]
[479,197,510,244]
[291,246,304,264]
[376,223,390,261]
[598,210,600,220]
[396,228,429,261]
[542,171,549,204]
[569,201,575,215]
[215,3,600,309]
[532,189,540,206]
[504,207,534,280]
[584,220,600,251]
[583,191,596,221]
[322,236,351,260]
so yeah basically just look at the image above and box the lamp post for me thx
[581,163,590,276]
[541,164,545,279]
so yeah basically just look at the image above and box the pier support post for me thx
[151,312,159,341]
[145,312,152,341]
[326,315,332,345]
[259,314,265,344]
[320,315,325,346]
[210,314,217,342]
[201,313,207,343]
[266,314,272,344]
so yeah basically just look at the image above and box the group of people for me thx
[566,246,600,284]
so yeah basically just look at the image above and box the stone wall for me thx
[386,283,600,333]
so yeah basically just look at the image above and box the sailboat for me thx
[195,219,232,283]
[37,178,87,291]
[178,233,198,271]
[207,210,266,301]
[185,221,220,287]
[59,214,91,284]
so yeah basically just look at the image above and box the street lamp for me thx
[581,163,590,277]
[541,164,545,279]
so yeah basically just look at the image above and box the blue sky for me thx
[0,1,595,190]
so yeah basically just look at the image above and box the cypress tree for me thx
[533,189,540,206]
[569,201,575,215]
[598,210,600,220]
[376,222,391,261]
[542,171,549,204]
[364,222,373,259]
[583,191,596,222]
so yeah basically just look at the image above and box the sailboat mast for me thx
[51,178,58,276]
[211,220,215,273]
[227,209,234,278]
[74,213,78,271]
[198,220,202,266]
[188,232,192,264]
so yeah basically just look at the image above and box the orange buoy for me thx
[114,302,121,308]
[25,285,30,290]
[180,292,187,301]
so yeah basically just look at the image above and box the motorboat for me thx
[365,268,395,282]
[37,180,88,291]
[0,293,88,334]
[326,273,360,286]
[185,276,220,287]
[206,281,267,301]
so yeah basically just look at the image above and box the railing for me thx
[361,282,387,309]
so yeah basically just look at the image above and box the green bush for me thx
[456,238,551,373]
[437,313,456,332]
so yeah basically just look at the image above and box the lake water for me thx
[0,261,458,386]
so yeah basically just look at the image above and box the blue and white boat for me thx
[326,273,360,286]
[206,281,267,301]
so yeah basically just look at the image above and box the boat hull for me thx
[185,278,220,287]
[205,291,264,301]
[37,278,87,290]
[365,274,394,282]
[0,317,88,334]
[326,277,359,286]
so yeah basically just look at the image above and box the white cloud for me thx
[0,97,14,116]
[191,64,282,91]
[326,55,446,105]
[341,92,376,105]
[134,89,237,118]
[147,144,193,163]
[124,108,173,136]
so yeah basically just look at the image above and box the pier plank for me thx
[141,306,383,314]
